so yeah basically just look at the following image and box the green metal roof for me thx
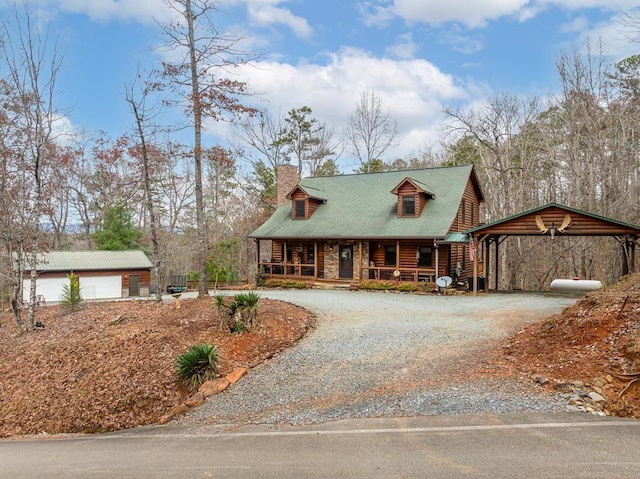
[251,165,478,240]
[441,232,470,243]
[30,250,153,272]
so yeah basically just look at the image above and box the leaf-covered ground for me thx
[477,273,640,417]
[0,297,314,438]
[2,274,639,439]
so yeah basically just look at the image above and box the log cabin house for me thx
[250,163,485,286]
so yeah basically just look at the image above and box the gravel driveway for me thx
[179,290,578,427]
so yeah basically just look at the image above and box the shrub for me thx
[60,271,84,313]
[396,283,419,292]
[264,279,309,289]
[359,281,395,291]
[359,281,418,292]
[176,344,219,391]
[255,271,266,287]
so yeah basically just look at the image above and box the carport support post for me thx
[473,234,478,296]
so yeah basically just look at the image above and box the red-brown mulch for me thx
[479,273,640,417]
[0,297,315,438]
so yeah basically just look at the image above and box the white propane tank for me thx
[550,278,602,292]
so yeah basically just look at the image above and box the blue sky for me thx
[4,0,640,166]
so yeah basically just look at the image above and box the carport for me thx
[466,202,640,294]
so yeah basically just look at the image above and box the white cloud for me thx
[243,0,313,39]
[364,0,640,28]
[206,47,470,163]
[386,33,419,59]
[37,0,169,23]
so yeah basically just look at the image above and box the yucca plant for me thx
[235,292,260,328]
[176,344,219,391]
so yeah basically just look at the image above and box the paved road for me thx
[2,413,639,478]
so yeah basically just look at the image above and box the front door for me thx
[339,245,353,279]
[128,274,140,297]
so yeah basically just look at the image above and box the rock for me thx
[592,385,603,394]
[568,397,583,406]
[592,377,605,388]
[199,378,230,396]
[588,391,606,406]
[566,405,582,413]
[605,374,614,384]
[535,376,549,385]
[170,404,189,416]
[571,380,584,388]
[574,388,589,398]
[159,414,174,424]
[185,392,205,407]
[226,367,248,385]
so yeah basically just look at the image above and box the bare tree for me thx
[0,3,64,331]
[125,72,165,302]
[344,90,398,173]
[158,0,256,297]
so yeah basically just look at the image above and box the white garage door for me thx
[22,277,69,303]
[79,275,122,299]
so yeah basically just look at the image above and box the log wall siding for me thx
[455,180,482,231]
[370,240,436,269]
[437,245,449,276]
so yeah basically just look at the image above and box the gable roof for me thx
[465,202,640,237]
[251,165,482,240]
[27,250,153,272]
[286,184,328,202]
[390,177,435,198]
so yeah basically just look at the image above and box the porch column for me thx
[396,240,400,270]
[484,238,491,292]
[314,241,318,280]
[284,240,288,276]
[434,242,439,280]
[256,239,261,275]
[358,241,363,281]
[473,234,478,296]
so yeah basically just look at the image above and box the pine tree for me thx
[60,272,83,313]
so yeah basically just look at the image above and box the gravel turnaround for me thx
[179,290,578,427]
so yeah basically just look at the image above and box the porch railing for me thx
[260,262,316,277]
[361,267,436,283]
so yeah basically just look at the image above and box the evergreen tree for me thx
[60,272,83,312]
[93,204,142,250]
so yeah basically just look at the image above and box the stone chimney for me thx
[276,160,298,207]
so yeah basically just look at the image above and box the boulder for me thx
[226,367,248,385]
[170,404,189,416]
[185,392,205,407]
[199,378,230,396]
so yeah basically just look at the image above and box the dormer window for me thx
[392,177,434,218]
[294,200,306,219]
[286,184,327,220]
[402,196,416,216]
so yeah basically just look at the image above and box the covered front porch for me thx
[256,238,453,284]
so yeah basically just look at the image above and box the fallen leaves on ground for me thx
[482,273,640,417]
[0,297,314,438]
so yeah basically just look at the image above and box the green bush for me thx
[358,281,418,292]
[359,281,396,290]
[264,279,310,289]
[176,344,219,391]
[396,283,419,292]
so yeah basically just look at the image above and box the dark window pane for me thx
[295,200,305,218]
[418,246,432,267]
[402,196,415,216]
[385,245,396,266]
